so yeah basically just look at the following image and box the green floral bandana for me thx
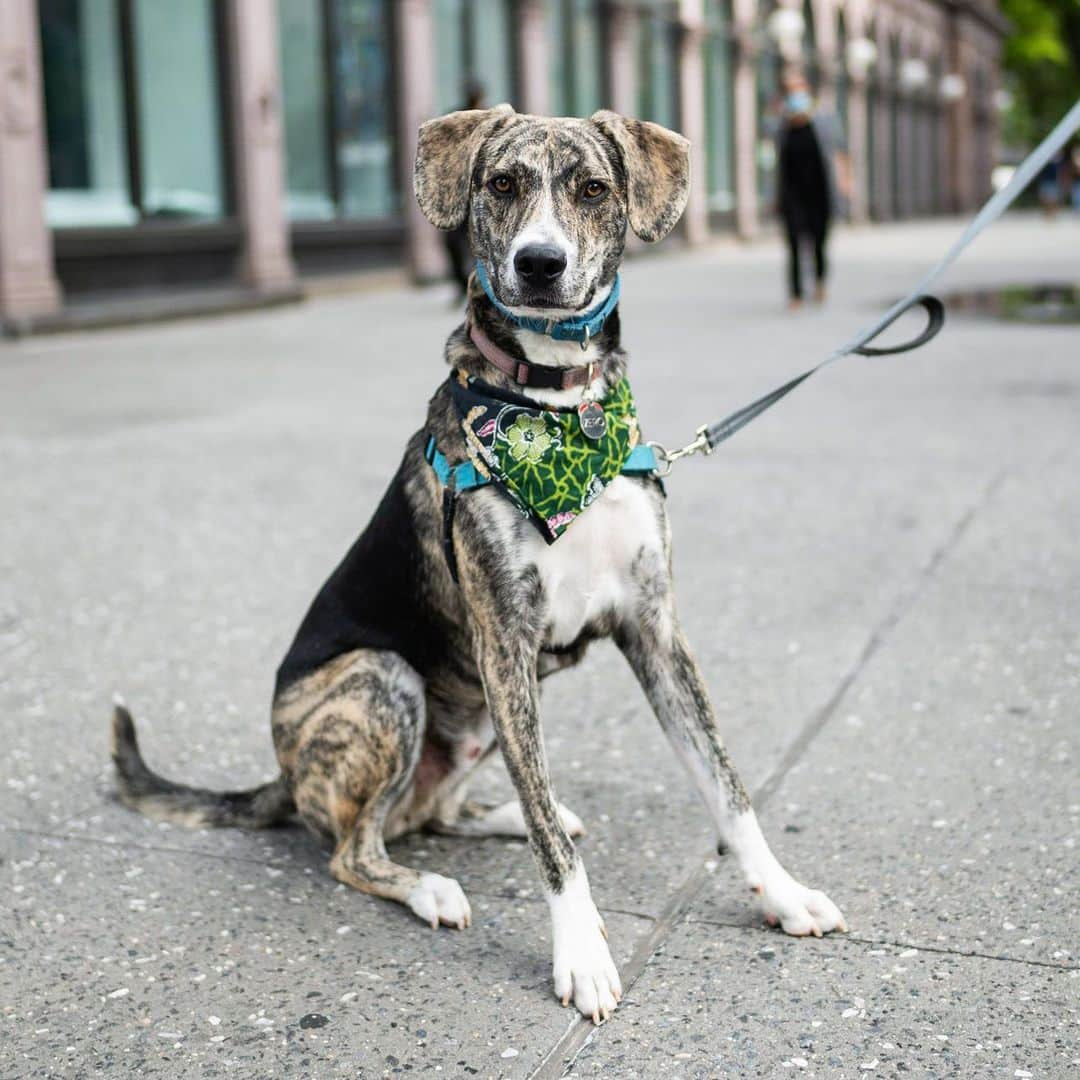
[450,373,642,543]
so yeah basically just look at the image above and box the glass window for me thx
[569,0,603,116]
[433,0,467,113]
[546,0,568,115]
[331,0,397,218]
[133,0,225,219]
[470,0,514,106]
[39,0,135,226]
[548,0,604,118]
[636,6,677,129]
[703,0,734,212]
[279,0,335,220]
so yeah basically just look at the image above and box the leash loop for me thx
[853,295,946,357]
[650,98,1080,474]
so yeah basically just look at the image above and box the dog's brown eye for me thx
[582,180,607,201]
[488,175,514,196]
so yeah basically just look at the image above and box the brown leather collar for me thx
[467,320,596,391]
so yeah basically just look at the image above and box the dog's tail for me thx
[110,703,294,829]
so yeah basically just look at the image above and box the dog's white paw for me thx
[755,874,847,937]
[553,917,622,1024]
[468,799,585,838]
[407,872,472,930]
[556,803,586,838]
[550,863,622,1024]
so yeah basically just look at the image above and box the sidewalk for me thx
[1,214,1077,1078]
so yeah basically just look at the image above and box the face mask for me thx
[785,91,812,115]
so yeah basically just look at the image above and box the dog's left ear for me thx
[414,104,516,230]
[589,111,690,242]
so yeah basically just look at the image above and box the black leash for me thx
[648,98,1080,476]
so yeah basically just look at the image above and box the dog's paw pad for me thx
[407,873,471,930]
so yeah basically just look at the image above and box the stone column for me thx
[847,78,869,224]
[731,2,758,240]
[516,0,549,114]
[0,0,61,325]
[224,0,296,292]
[397,0,445,282]
[678,1,709,244]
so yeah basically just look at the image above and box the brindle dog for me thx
[112,106,846,1023]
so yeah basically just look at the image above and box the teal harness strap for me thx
[425,437,489,491]
[425,436,658,491]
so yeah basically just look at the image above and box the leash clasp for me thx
[647,425,712,478]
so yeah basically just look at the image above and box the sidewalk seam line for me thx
[531,468,1009,1080]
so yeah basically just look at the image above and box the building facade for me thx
[0,0,1006,328]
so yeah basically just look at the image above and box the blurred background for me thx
[0,0,1076,331]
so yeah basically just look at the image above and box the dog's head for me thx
[415,107,690,317]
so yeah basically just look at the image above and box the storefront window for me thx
[133,0,225,219]
[703,0,734,213]
[39,0,227,226]
[433,0,515,114]
[434,0,467,113]
[39,0,135,226]
[636,3,677,129]
[548,0,604,118]
[279,0,335,220]
[332,0,397,218]
[470,0,514,106]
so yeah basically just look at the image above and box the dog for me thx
[111,105,846,1024]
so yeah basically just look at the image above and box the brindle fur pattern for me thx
[111,107,842,1023]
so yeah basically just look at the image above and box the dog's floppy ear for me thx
[589,111,690,242]
[414,104,515,230]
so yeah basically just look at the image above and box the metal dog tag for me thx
[577,401,607,440]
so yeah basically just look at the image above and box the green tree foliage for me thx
[1000,0,1080,146]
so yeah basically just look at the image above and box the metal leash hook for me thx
[647,425,713,477]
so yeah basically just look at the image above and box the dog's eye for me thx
[582,180,607,201]
[488,175,514,197]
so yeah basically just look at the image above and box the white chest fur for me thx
[523,476,662,647]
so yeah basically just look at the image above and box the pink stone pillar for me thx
[0,0,61,324]
[731,18,758,239]
[516,0,549,115]
[397,0,445,282]
[847,79,870,224]
[224,0,296,292]
[678,1,709,244]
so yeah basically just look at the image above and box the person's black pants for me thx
[783,213,829,300]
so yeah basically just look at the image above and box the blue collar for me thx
[474,263,620,346]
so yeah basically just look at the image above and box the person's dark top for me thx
[779,121,829,228]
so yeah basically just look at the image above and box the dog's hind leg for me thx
[276,650,471,930]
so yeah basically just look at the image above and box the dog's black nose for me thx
[514,244,567,284]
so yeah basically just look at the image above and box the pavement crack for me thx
[754,466,1007,807]
[530,468,1010,1080]
[688,915,1078,971]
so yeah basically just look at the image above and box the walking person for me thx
[775,72,850,310]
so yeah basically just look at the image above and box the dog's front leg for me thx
[617,607,847,937]
[459,569,621,1021]
[474,627,622,1021]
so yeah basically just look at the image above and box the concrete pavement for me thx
[1,214,1077,1078]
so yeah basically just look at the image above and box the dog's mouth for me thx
[484,266,598,321]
